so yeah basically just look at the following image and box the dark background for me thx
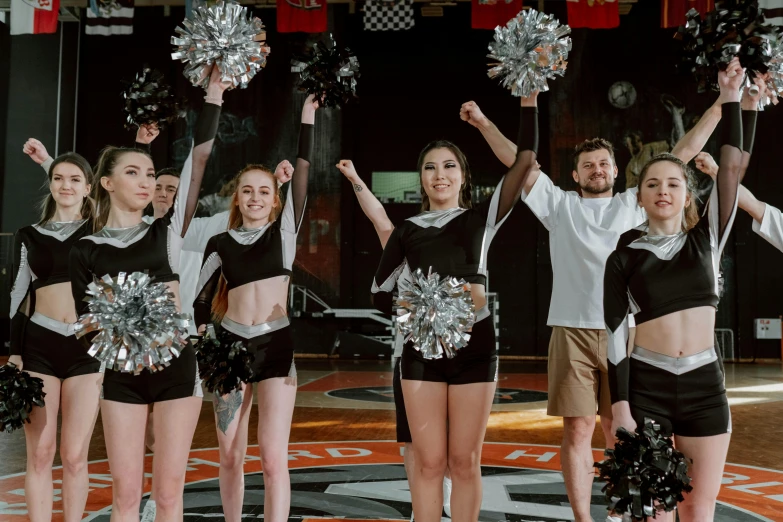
[1,0,781,359]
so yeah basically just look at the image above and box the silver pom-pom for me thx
[171,0,271,90]
[395,268,475,360]
[764,36,783,107]
[487,9,571,97]
[74,272,191,375]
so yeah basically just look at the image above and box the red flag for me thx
[277,0,327,33]
[471,0,523,31]
[566,0,619,30]
[661,0,714,29]
[10,0,59,35]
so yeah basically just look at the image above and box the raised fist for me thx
[460,101,489,129]
[23,138,50,165]
[275,159,294,184]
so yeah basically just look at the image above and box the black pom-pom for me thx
[594,419,693,520]
[675,1,779,93]
[0,364,46,434]
[291,34,360,109]
[195,325,256,396]
[122,67,187,130]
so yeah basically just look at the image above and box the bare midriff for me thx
[633,306,716,358]
[224,275,290,326]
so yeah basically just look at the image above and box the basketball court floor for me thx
[1,359,782,521]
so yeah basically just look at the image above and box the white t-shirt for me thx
[179,211,230,334]
[522,173,646,329]
[752,203,783,253]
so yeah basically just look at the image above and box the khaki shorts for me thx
[546,326,635,418]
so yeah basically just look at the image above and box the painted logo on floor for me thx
[326,386,548,404]
[1,442,781,521]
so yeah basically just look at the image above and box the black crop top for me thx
[192,123,314,328]
[371,106,539,315]
[69,103,222,318]
[8,219,91,355]
[603,102,748,404]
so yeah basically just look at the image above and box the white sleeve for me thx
[182,211,230,253]
[279,183,305,234]
[752,203,783,253]
[168,142,195,237]
[41,156,54,174]
[519,172,564,231]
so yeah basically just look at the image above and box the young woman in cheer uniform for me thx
[603,59,755,521]
[192,95,319,522]
[8,152,99,522]
[370,93,539,522]
[69,68,228,522]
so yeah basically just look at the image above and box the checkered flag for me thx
[363,0,415,31]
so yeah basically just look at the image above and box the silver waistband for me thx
[475,305,490,323]
[221,315,290,339]
[631,345,717,375]
[31,312,76,337]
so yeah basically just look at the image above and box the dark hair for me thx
[637,153,700,232]
[573,138,616,171]
[92,146,153,231]
[156,167,181,180]
[416,140,472,212]
[38,153,95,225]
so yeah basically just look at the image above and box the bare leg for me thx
[23,372,61,522]
[561,416,597,522]
[402,379,448,522]
[675,433,731,522]
[256,376,298,522]
[150,396,202,522]
[59,373,102,522]
[447,382,496,522]
[215,385,254,522]
[101,400,148,522]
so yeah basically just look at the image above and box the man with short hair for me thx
[464,99,722,521]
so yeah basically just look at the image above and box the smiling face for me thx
[572,149,618,195]
[235,169,280,226]
[420,148,464,210]
[638,160,690,226]
[154,174,179,216]
[101,152,156,211]
[50,162,90,210]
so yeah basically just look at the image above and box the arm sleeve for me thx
[167,102,222,238]
[41,157,54,174]
[604,250,631,404]
[702,102,743,255]
[488,106,539,225]
[193,236,222,327]
[135,140,151,155]
[752,203,783,253]
[280,123,314,233]
[9,233,33,356]
[371,226,406,315]
[69,244,94,318]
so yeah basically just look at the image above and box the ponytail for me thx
[92,146,153,232]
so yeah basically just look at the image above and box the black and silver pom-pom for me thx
[74,272,191,375]
[396,268,475,360]
[487,8,571,98]
[171,0,271,90]
[122,67,187,131]
[765,35,783,105]
[595,419,693,520]
[676,2,778,93]
[0,363,46,434]
[291,34,360,108]
[195,324,255,396]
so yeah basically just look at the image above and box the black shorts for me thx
[629,347,730,437]
[101,345,202,405]
[393,357,412,443]
[400,316,498,385]
[23,314,101,380]
[219,317,296,383]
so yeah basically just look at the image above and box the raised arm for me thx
[134,123,160,156]
[670,103,721,163]
[336,159,394,247]
[8,232,32,363]
[461,101,518,169]
[23,138,54,173]
[171,67,228,238]
[193,236,222,330]
[280,95,318,234]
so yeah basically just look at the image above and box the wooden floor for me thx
[1,359,782,521]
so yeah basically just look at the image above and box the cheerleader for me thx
[192,95,319,522]
[68,67,228,522]
[603,59,753,521]
[8,151,98,522]
[370,94,538,522]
